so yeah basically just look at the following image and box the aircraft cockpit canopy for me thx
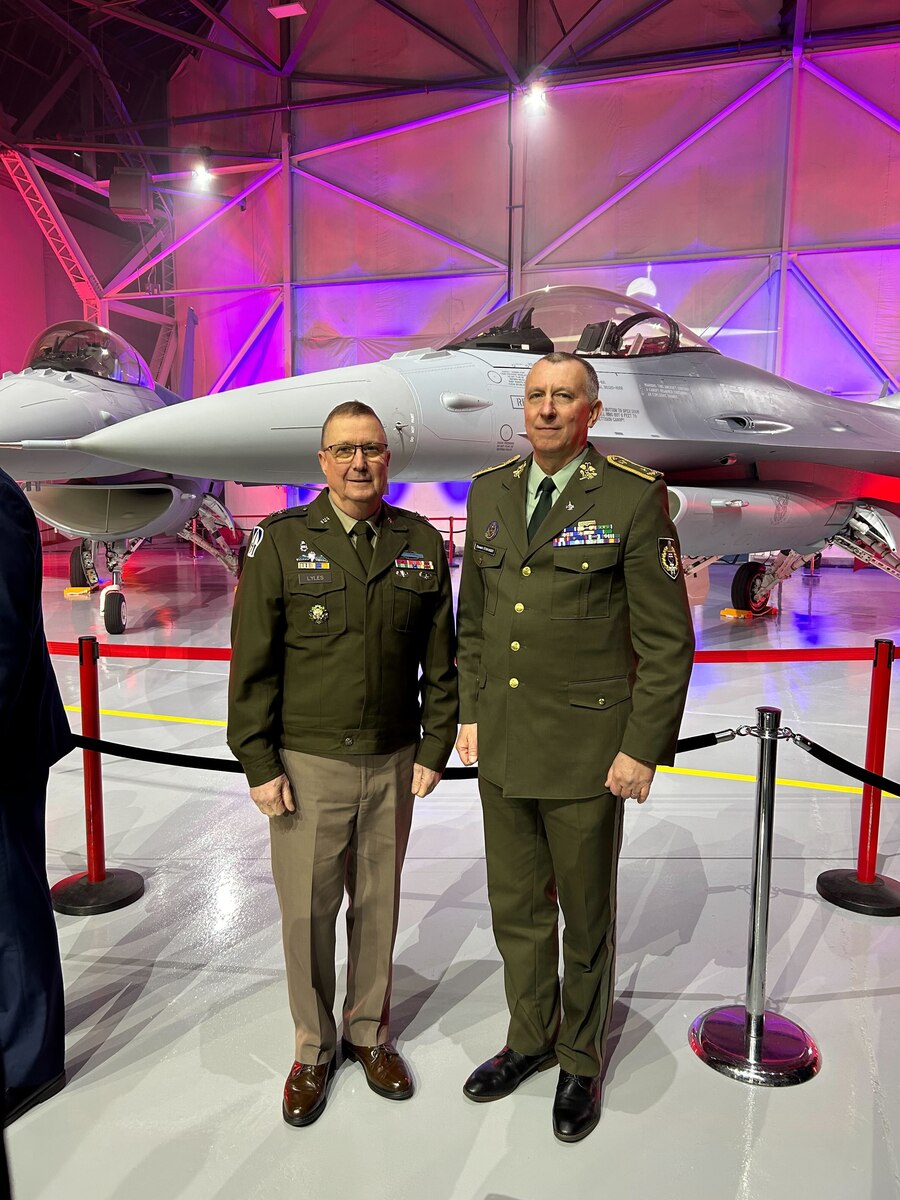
[441,285,718,359]
[24,321,154,388]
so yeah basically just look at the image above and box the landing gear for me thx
[69,540,99,589]
[177,493,244,580]
[101,586,127,635]
[731,561,771,615]
[96,539,143,635]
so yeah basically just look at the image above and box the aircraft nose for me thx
[0,369,95,478]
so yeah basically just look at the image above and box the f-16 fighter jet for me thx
[3,287,900,626]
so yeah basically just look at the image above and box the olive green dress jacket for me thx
[228,491,458,787]
[457,445,695,799]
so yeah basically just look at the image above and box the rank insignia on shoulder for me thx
[608,454,662,481]
[472,455,521,479]
[658,537,681,579]
[247,525,265,558]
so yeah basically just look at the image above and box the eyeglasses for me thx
[324,442,388,462]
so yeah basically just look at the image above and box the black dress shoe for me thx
[552,1070,601,1142]
[463,1046,556,1102]
[4,1071,66,1128]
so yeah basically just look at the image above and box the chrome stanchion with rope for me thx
[689,706,821,1086]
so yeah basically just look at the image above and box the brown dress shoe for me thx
[341,1039,414,1100]
[282,1058,335,1127]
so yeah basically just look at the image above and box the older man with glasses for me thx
[228,401,458,1128]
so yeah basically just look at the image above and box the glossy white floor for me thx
[7,549,900,1200]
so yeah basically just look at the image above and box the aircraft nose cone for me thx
[0,370,94,478]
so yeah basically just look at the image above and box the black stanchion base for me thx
[51,869,145,916]
[816,868,900,917]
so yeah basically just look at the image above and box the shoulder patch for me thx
[472,455,521,480]
[607,454,662,482]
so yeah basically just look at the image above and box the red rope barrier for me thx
[48,641,880,664]
[49,641,231,661]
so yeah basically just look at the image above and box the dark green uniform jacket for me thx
[228,490,458,787]
[457,445,695,799]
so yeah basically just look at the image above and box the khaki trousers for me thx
[479,777,625,1077]
[272,744,416,1065]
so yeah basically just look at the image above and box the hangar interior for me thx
[1,3,899,1198]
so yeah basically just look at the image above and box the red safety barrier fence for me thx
[48,636,899,920]
[46,642,884,664]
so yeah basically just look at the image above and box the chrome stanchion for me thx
[689,706,821,1086]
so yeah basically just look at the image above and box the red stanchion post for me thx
[816,638,900,917]
[857,639,894,884]
[79,635,106,883]
[51,635,146,916]
[448,515,455,567]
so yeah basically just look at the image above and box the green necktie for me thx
[352,520,374,572]
[527,477,555,542]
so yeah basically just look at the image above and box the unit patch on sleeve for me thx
[658,537,680,579]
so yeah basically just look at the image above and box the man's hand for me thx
[605,752,656,804]
[456,723,478,765]
[249,773,295,817]
[412,763,441,798]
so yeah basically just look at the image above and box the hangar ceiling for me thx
[1,0,899,402]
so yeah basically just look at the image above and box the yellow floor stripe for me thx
[65,704,226,728]
[63,703,894,797]
[659,764,895,797]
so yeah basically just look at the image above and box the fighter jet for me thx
[0,320,240,633]
[4,286,900,624]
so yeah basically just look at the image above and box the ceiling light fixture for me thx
[522,84,547,113]
[268,2,307,16]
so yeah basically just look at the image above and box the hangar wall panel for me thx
[163,2,900,431]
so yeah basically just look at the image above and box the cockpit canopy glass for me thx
[24,321,154,388]
[440,285,717,359]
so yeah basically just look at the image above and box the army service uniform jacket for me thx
[228,490,458,787]
[457,445,695,799]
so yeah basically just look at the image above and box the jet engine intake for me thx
[26,480,206,541]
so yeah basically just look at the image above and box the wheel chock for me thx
[720,606,778,620]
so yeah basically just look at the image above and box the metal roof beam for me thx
[65,0,281,75]
[184,0,279,72]
[371,0,496,75]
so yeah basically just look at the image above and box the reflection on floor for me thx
[7,550,900,1200]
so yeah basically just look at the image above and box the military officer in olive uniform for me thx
[228,401,457,1128]
[456,352,694,1142]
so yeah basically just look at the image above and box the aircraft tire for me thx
[104,591,127,635]
[731,561,770,614]
[70,545,89,588]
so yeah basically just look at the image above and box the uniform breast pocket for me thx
[287,570,347,636]
[551,545,619,619]
[475,546,505,615]
[392,569,439,632]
